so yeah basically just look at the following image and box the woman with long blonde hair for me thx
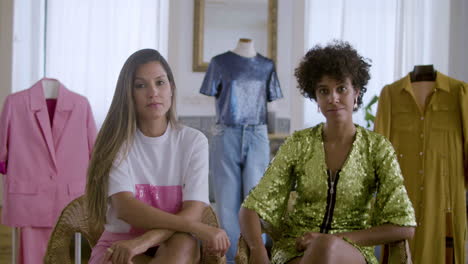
[86,49,229,264]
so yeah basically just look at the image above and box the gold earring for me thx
[353,98,358,110]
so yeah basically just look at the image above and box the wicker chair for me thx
[235,192,412,264]
[44,195,226,264]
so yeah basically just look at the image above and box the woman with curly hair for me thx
[239,41,416,264]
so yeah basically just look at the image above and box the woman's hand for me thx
[249,246,270,264]
[191,222,230,256]
[102,238,149,264]
[295,232,329,252]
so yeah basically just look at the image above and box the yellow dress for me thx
[374,72,468,264]
[242,124,416,264]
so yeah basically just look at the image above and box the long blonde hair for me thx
[86,49,178,227]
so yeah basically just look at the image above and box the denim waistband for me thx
[216,123,267,132]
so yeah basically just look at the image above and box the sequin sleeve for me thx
[371,135,416,227]
[199,58,221,97]
[242,133,298,229]
[266,64,283,102]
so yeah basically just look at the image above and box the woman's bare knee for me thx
[307,235,338,252]
[301,235,364,264]
[153,233,200,264]
[166,233,198,252]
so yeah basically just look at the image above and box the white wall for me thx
[168,0,212,116]
[168,0,306,125]
[449,0,468,82]
[289,0,307,132]
[204,2,268,61]
[0,0,14,103]
[11,0,45,93]
[0,0,14,206]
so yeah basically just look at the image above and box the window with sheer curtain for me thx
[13,0,169,128]
[303,0,455,129]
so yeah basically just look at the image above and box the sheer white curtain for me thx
[45,0,169,128]
[12,0,46,94]
[13,0,169,128]
[394,0,451,78]
[303,0,452,129]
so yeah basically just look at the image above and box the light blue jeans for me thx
[210,124,270,263]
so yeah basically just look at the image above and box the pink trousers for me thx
[19,227,52,264]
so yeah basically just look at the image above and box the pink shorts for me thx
[88,231,141,264]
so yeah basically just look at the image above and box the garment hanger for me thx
[410,64,436,82]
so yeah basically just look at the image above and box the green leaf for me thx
[363,95,379,128]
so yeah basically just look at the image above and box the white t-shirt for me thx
[104,124,209,233]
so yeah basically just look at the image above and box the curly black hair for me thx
[294,40,371,111]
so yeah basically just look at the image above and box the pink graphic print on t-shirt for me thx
[130,184,182,234]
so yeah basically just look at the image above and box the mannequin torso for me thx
[412,81,435,113]
[232,38,257,58]
[410,65,437,113]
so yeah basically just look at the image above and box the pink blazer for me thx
[0,79,97,227]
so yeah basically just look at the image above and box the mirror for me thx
[193,0,278,72]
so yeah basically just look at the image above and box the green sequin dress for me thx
[242,124,416,264]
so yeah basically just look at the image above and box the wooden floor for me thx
[0,208,11,263]
[0,207,91,263]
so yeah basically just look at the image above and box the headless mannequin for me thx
[410,65,436,113]
[42,79,59,99]
[232,38,257,58]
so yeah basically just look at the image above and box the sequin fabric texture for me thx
[242,124,416,264]
[199,51,283,125]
